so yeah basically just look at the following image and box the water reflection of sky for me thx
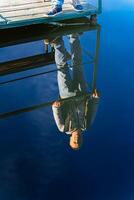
[0,1,134,200]
[104,0,134,10]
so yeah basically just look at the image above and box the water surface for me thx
[0,1,134,200]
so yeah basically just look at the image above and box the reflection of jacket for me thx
[52,94,100,134]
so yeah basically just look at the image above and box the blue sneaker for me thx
[44,6,62,17]
[72,4,83,11]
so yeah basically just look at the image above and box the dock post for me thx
[98,0,102,14]
[92,25,101,93]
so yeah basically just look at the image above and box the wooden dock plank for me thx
[0,0,88,12]
[0,1,93,17]
[0,3,48,13]
[0,0,44,7]
[1,4,75,18]
[5,10,95,25]
[1,6,95,22]
[0,53,55,76]
[1,4,95,18]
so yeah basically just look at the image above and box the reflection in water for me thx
[0,22,101,199]
[49,34,100,150]
[0,24,101,150]
[1,5,134,199]
[0,23,101,125]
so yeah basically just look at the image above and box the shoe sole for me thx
[44,11,63,17]
[73,8,83,12]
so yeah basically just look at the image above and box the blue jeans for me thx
[52,0,80,7]
[54,34,87,99]
[52,0,64,7]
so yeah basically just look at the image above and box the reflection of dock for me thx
[0,20,101,119]
[0,19,101,77]
[0,18,100,47]
[0,53,55,76]
[0,0,102,29]
[0,93,92,120]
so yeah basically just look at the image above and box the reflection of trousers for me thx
[54,34,87,99]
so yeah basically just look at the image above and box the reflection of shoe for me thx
[44,6,62,17]
[44,36,60,45]
[72,4,83,11]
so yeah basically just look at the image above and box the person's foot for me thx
[72,3,83,11]
[44,6,62,17]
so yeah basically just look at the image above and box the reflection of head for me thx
[69,129,83,150]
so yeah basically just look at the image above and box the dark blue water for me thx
[0,1,134,200]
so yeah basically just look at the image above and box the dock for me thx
[0,0,102,29]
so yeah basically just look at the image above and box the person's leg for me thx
[54,37,76,98]
[51,0,64,7]
[69,34,87,93]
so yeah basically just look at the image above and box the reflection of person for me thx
[51,34,100,150]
